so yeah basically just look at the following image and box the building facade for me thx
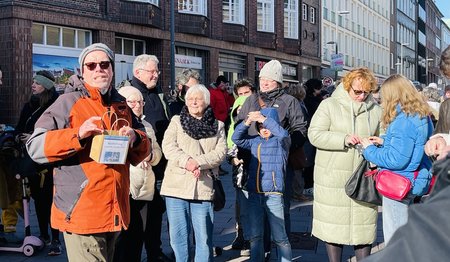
[321,0,391,83]
[0,0,322,125]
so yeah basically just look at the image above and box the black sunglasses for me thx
[84,61,111,71]
[351,86,370,96]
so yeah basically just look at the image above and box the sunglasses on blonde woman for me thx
[351,86,370,96]
[84,61,111,71]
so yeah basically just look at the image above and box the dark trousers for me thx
[144,189,166,259]
[113,197,146,262]
[114,189,166,262]
[29,169,59,240]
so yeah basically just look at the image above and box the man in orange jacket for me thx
[26,43,150,262]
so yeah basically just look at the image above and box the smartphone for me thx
[354,144,364,154]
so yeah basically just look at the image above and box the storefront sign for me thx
[282,64,297,76]
[175,54,202,69]
[330,53,344,71]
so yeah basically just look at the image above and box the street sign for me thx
[330,53,344,71]
[322,76,334,87]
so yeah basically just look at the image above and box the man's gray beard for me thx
[100,87,109,95]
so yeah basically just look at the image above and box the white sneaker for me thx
[303,187,314,196]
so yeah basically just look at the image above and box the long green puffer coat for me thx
[308,84,382,245]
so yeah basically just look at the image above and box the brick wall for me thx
[301,0,320,59]
[0,17,33,125]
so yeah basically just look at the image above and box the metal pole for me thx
[400,44,403,76]
[335,14,338,81]
[425,59,428,84]
[170,0,175,91]
[334,43,338,81]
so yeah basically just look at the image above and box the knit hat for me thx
[78,43,114,73]
[33,74,54,90]
[118,85,144,101]
[259,60,283,84]
[260,107,280,124]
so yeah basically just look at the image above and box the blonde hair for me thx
[380,74,431,127]
[342,67,378,93]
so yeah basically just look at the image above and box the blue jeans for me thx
[248,192,292,262]
[165,197,214,262]
[382,196,411,245]
[237,188,250,239]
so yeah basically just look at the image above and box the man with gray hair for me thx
[26,43,151,261]
[169,68,201,115]
[130,54,172,261]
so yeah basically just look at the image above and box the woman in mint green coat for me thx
[308,68,382,262]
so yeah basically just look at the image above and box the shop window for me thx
[47,26,60,46]
[178,0,207,16]
[257,0,274,32]
[284,0,299,39]
[115,37,146,56]
[63,28,76,48]
[223,0,245,25]
[32,23,92,49]
[32,24,44,44]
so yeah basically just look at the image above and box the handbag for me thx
[345,159,382,205]
[375,170,418,201]
[289,146,307,170]
[212,173,226,211]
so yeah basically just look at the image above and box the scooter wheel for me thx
[23,244,35,257]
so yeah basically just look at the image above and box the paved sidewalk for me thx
[0,164,384,261]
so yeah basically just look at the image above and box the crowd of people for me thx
[0,42,450,262]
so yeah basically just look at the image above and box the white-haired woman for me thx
[114,85,162,262]
[161,84,227,262]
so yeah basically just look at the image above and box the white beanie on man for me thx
[259,60,283,84]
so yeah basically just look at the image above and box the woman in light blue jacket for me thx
[361,74,433,245]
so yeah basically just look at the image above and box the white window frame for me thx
[127,0,159,5]
[32,23,92,55]
[223,0,245,25]
[302,3,307,21]
[257,0,275,33]
[309,6,315,24]
[284,0,299,39]
[178,0,207,16]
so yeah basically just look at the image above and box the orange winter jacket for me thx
[26,82,150,234]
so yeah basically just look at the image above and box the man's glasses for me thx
[139,69,161,76]
[351,86,370,96]
[84,61,111,71]
[126,100,145,107]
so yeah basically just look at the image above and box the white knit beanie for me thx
[259,60,283,84]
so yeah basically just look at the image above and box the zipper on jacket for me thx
[65,180,89,222]
[256,144,262,193]
[272,172,278,190]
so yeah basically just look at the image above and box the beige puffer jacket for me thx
[129,121,162,201]
[161,116,227,201]
[308,84,382,245]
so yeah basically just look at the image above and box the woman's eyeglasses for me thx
[84,61,111,71]
[351,86,370,96]
[126,100,145,107]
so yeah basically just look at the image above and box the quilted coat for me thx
[160,116,227,201]
[308,84,382,245]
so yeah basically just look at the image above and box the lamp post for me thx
[329,10,349,82]
[425,58,433,84]
[400,42,409,76]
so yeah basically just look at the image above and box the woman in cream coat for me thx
[308,68,382,262]
[114,85,162,262]
[161,84,227,262]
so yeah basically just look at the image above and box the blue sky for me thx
[435,0,450,18]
